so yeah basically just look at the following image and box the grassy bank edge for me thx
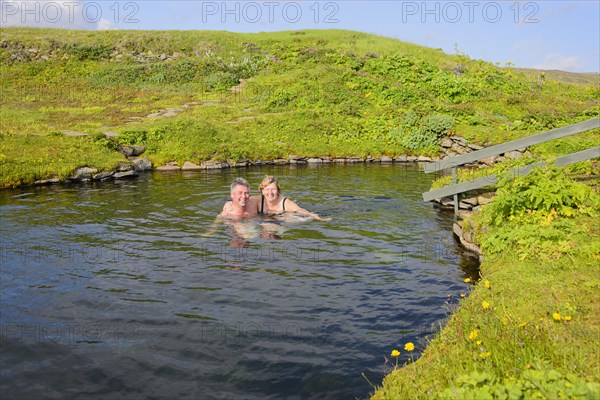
[371,215,600,398]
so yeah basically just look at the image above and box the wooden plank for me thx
[422,146,600,202]
[424,118,599,173]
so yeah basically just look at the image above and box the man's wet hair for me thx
[230,177,250,192]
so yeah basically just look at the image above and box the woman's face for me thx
[262,182,279,200]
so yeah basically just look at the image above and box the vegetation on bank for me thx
[1,27,598,187]
[372,167,600,399]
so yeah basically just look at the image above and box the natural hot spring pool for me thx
[0,163,479,399]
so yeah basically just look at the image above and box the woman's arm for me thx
[284,199,330,220]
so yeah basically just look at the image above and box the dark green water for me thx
[0,164,478,399]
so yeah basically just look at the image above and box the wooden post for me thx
[452,166,458,219]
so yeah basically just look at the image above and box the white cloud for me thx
[97,18,116,31]
[534,54,584,72]
[0,0,110,29]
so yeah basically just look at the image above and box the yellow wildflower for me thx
[391,349,400,357]
[482,301,490,310]
[479,352,491,359]
[464,278,471,283]
[404,342,415,352]
[484,279,491,289]
[469,330,478,341]
[519,321,528,328]
[476,340,482,345]
[564,315,572,321]
[460,293,466,298]
[552,312,562,321]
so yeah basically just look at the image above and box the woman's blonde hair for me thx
[258,175,281,192]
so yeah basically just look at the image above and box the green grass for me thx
[373,251,599,399]
[0,134,125,187]
[372,169,600,399]
[373,245,600,399]
[1,27,598,187]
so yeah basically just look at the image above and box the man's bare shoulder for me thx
[220,201,233,216]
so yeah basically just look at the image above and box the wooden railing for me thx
[421,118,600,214]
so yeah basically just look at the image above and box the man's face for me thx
[231,184,250,208]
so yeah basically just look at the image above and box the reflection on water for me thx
[0,164,479,400]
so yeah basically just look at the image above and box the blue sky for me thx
[1,1,599,72]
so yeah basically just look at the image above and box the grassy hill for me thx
[1,28,598,186]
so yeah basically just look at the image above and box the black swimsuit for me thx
[261,195,287,214]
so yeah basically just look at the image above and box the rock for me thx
[34,177,60,185]
[228,159,250,167]
[381,156,394,163]
[72,167,98,179]
[64,131,87,136]
[118,145,146,157]
[477,193,495,205]
[468,143,484,151]
[181,161,203,170]
[417,156,432,162]
[273,159,288,165]
[406,156,418,162]
[133,158,152,171]
[160,111,178,118]
[504,150,523,160]
[441,151,457,160]
[131,145,146,156]
[116,162,134,172]
[457,210,472,220]
[333,158,347,163]
[201,160,228,169]
[453,221,464,238]
[288,155,306,161]
[156,165,180,171]
[459,201,472,210]
[479,155,497,166]
[462,196,479,206]
[451,142,470,155]
[440,138,453,148]
[452,136,468,145]
[441,197,455,207]
[347,157,364,163]
[307,158,323,164]
[394,155,408,162]
[147,113,161,118]
[103,131,118,137]
[93,171,115,180]
[113,170,139,179]
[453,222,482,255]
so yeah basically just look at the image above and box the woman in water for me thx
[256,175,328,220]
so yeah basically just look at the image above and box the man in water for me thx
[219,177,259,219]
